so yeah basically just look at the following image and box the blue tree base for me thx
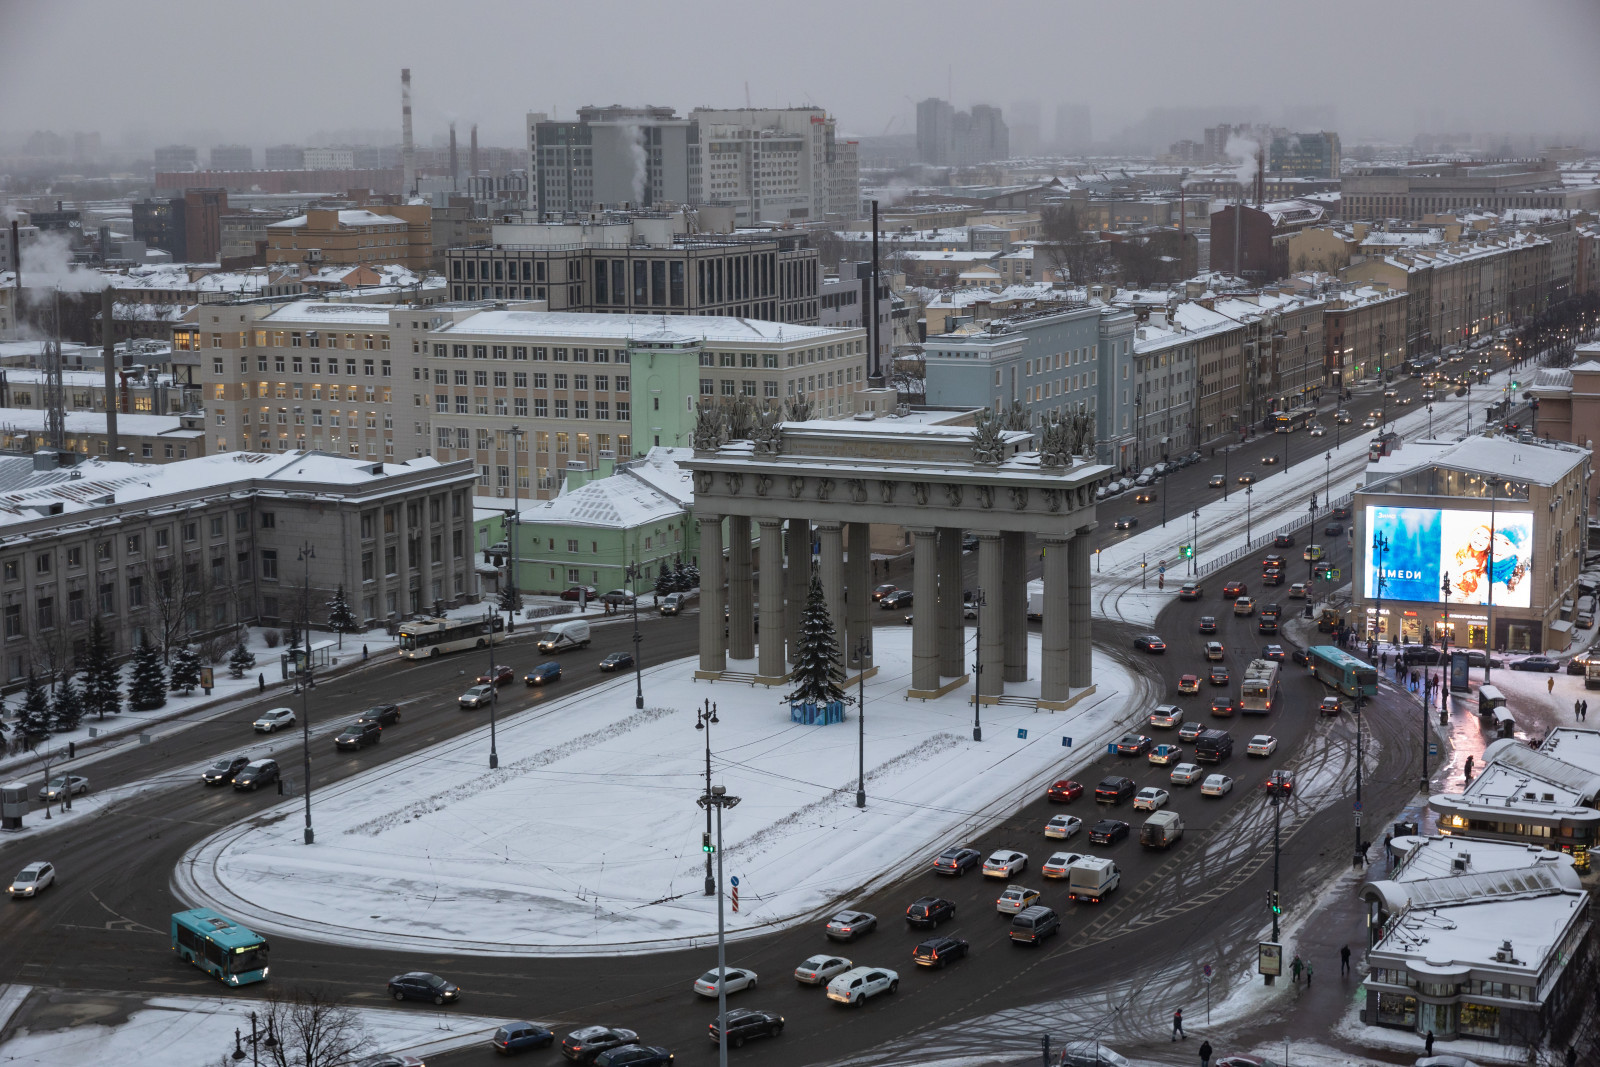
[790,700,845,725]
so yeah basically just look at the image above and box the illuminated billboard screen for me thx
[1364,505,1533,609]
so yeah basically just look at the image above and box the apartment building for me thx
[266,206,432,272]
[691,107,860,224]
[1210,292,1328,420]
[1323,285,1408,385]
[1342,160,1600,221]
[0,448,476,683]
[1167,302,1247,446]
[444,214,820,323]
[527,106,700,216]
[197,299,865,499]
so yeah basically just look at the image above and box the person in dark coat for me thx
[1198,1040,1213,1067]
[1340,944,1351,975]
[1425,1030,1435,1055]
[1171,1008,1185,1039]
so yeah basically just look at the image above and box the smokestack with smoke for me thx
[401,68,415,198]
[470,124,479,182]
[1224,134,1259,200]
[449,122,458,192]
[20,233,104,293]
[626,125,647,206]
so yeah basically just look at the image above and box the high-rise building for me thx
[526,106,700,217]
[963,105,1010,163]
[265,144,305,170]
[691,107,859,224]
[1054,104,1092,154]
[916,98,955,165]
[131,189,229,261]
[1009,100,1042,157]
[153,145,199,172]
[210,144,254,171]
[916,99,1009,165]
[1269,131,1341,179]
[303,147,357,171]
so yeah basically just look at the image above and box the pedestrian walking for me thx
[1548,676,1555,695]
[1340,944,1351,975]
[258,672,265,693]
[1171,1008,1185,1040]
[1584,699,1590,721]
[1425,1030,1435,1055]
[1198,1040,1213,1067]
[1291,954,1303,984]
[362,644,369,661]
[1305,961,1314,987]
[1567,1044,1578,1067]
[1576,698,1581,721]
[1465,754,1475,780]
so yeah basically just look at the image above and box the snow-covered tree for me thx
[127,641,168,711]
[228,641,257,680]
[50,675,83,732]
[81,618,121,719]
[784,570,846,709]
[326,585,359,648]
[170,643,203,694]
[18,672,51,739]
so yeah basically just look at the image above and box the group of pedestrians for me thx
[1575,698,1590,722]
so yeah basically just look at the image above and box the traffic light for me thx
[1180,545,1194,559]
[702,832,715,854]
[1269,890,1282,915]
[1511,380,1521,391]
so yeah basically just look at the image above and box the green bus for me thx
[171,908,270,986]
[1308,645,1378,699]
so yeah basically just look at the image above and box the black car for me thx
[599,652,634,672]
[1133,634,1166,653]
[931,846,982,876]
[1258,617,1279,633]
[387,971,460,1005]
[356,704,401,727]
[1273,533,1296,547]
[202,755,250,785]
[880,590,913,609]
[562,1029,639,1064]
[1261,571,1283,586]
[1211,695,1237,715]
[594,1046,672,1067]
[911,935,969,968]
[1332,506,1351,520]
[1291,648,1312,667]
[1094,776,1136,804]
[525,662,563,685]
[1113,516,1137,530]
[232,759,279,791]
[1511,656,1560,672]
[1088,819,1130,845]
[905,896,956,928]
[1198,616,1218,634]
[335,721,383,750]
[1324,523,1345,536]
[708,1008,784,1048]
[1401,647,1445,666]
[1261,644,1286,660]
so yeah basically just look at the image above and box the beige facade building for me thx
[1323,285,1408,385]
[1285,226,1357,274]
[267,206,432,272]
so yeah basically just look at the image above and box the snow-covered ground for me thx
[176,627,1150,955]
[0,985,502,1067]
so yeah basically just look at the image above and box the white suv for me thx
[825,966,898,1005]
[252,707,295,733]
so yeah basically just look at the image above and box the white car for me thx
[1201,774,1234,797]
[37,776,88,801]
[825,966,898,1006]
[252,707,295,732]
[1044,815,1082,840]
[693,966,756,997]
[1132,787,1169,812]
[995,884,1041,914]
[1147,703,1184,728]
[1041,851,1083,879]
[1170,762,1204,786]
[793,954,852,985]
[982,850,1028,878]
[823,910,877,942]
[1247,734,1279,757]
[1308,424,1326,437]
[458,684,495,709]
[8,861,55,898]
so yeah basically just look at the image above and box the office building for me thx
[917,99,1010,166]
[266,205,433,272]
[303,147,357,171]
[527,106,700,217]
[209,145,254,171]
[1343,160,1600,221]
[265,144,306,170]
[131,189,230,262]
[153,144,198,172]
[691,107,859,224]
[1269,131,1340,179]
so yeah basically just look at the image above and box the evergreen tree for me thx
[50,675,83,733]
[128,640,168,711]
[81,618,121,719]
[325,585,359,648]
[170,643,203,694]
[284,615,302,650]
[654,568,676,597]
[228,641,257,680]
[18,672,51,740]
[784,570,847,708]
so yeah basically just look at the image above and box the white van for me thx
[536,619,592,653]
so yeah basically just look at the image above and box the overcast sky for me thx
[3,0,1597,152]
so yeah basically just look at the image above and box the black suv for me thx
[356,704,401,727]
[1094,776,1136,804]
[202,755,250,785]
[708,1008,784,1047]
[912,935,970,966]
[336,720,382,750]
[232,759,279,791]
[905,896,955,928]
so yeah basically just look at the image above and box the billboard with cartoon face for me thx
[1364,505,1532,609]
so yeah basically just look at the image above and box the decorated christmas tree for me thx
[784,570,846,719]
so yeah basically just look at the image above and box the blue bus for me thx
[1308,645,1378,699]
[171,908,270,985]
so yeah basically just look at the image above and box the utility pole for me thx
[855,636,867,808]
[508,426,523,633]
[297,542,316,845]
[694,700,718,895]
[699,785,740,1067]
[485,607,500,769]
[971,589,986,741]
[627,561,644,710]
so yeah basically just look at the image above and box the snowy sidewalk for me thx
[176,627,1154,956]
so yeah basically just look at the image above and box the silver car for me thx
[793,954,852,985]
[458,684,495,709]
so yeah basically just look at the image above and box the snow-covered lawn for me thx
[0,985,502,1067]
[177,627,1150,955]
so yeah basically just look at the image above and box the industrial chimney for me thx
[401,68,416,198]
[470,124,479,185]
[449,122,458,193]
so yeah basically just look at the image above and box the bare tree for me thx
[1039,205,1109,286]
[145,555,209,664]
[260,986,370,1067]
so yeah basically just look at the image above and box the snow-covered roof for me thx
[0,407,201,437]
[518,469,682,530]
[266,209,408,230]
[1416,434,1588,485]
[621,446,694,507]
[1387,835,1577,885]
[436,310,854,346]
[257,302,396,327]
[899,250,1002,263]
[1369,890,1587,984]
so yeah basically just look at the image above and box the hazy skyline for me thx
[3,0,1598,154]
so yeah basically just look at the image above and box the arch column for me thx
[785,518,810,664]
[1040,533,1073,702]
[910,527,940,691]
[976,532,1004,697]
[1002,530,1028,683]
[1069,523,1096,688]
[757,519,786,678]
[727,515,754,661]
[847,522,872,668]
[937,527,964,677]
[816,521,846,659]
[697,514,726,673]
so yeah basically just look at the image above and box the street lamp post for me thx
[855,636,867,808]
[1161,445,1169,528]
[699,785,741,1067]
[1245,486,1254,544]
[296,542,315,845]
[626,561,644,710]
[507,426,524,633]
[1324,451,1332,509]
[1427,403,1434,438]
[1266,776,1287,983]
[1372,533,1390,651]
[485,607,500,769]
[694,700,718,896]
[1191,510,1200,577]
[1354,689,1365,865]
[971,589,986,742]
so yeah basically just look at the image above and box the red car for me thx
[476,664,515,686]
[1046,780,1083,803]
[1222,581,1247,598]
[559,585,598,601]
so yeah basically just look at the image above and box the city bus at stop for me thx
[1308,645,1378,700]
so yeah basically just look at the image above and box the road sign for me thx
[1203,963,1213,979]
[1429,743,1439,756]
[1061,737,1073,747]
[730,876,739,887]
[1329,569,1342,581]
[1017,728,1028,740]
[1158,565,1166,575]
[1353,800,1363,811]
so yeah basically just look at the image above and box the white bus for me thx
[1240,658,1281,714]
[396,615,504,659]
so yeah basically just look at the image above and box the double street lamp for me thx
[694,700,719,896]
[970,589,987,742]
[484,607,500,769]
[296,542,316,845]
[700,785,741,1067]
[625,562,644,710]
